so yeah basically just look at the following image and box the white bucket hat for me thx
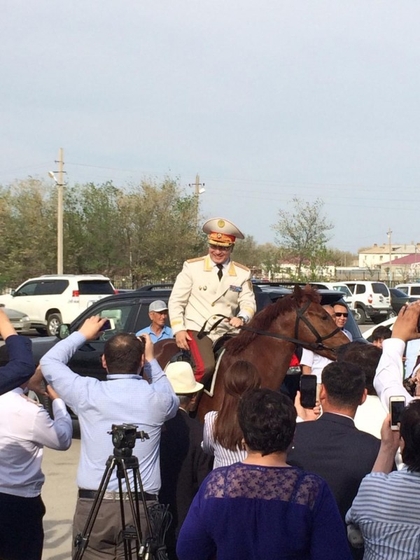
[165,362,204,394]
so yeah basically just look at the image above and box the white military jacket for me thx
[169,255,256,341]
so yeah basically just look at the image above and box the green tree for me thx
[0,179,56,288]
[272,198,334,278]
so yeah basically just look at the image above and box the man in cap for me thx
[159,362,211,560]
[136,300,173,343]
[168,217,256,383]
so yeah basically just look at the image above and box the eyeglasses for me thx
[335,312,348,317]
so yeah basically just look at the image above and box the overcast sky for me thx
[2,1,420,254]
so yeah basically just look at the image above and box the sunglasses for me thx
[335,312,348,317]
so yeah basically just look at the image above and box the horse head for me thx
[289,285,350,359]
[225,284,349,360]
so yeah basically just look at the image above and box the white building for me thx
[358,243,420,269]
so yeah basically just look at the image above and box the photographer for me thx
[39,316,179,559]
[374,301,420,408]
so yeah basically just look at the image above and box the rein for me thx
[198,302,343,354]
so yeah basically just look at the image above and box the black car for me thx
[389,288,417,314]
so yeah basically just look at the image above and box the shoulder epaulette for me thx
[233,261,250,272]
[186,256,205,264]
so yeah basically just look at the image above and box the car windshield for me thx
[77,281,114,295]
[332,285,352,297]
[391,288,409,298]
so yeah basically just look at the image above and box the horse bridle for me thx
[198,301,343,354]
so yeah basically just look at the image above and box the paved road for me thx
[42,439,80,560]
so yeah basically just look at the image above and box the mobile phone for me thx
[300,374,317,409]
[389,396,406,430]
[99,319,114,332]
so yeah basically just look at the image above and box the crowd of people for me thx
[1,216,420,560]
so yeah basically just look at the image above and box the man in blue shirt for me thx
[136,300,173,343]
[40,316,179,559]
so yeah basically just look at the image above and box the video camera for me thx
[108,424,149,457]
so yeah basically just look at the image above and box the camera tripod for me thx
[73,449,156,560]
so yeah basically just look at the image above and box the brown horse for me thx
[155,285,349,421]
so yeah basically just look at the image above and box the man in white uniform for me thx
[169,217,256,382]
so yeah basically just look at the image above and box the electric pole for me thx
[189,174,205,228]
[387,228,392,284]
[49,149,65,274]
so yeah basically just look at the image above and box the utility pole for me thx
[57,148,64,275]
[49,149,65,274]
[189,174,205,228]
[387,228,392,284]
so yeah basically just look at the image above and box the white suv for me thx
[395,284,420,299]
[345,281,393,324]
[0,274,116,335]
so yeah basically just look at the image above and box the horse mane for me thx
[225,284,321,356]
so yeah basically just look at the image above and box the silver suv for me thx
[0,274,116,335]
[345,281,393,324]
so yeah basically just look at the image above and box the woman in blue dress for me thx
[178,388,352,560]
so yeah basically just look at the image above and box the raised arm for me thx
[374,302,420,409]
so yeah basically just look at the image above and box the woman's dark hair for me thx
[400,400,420,472]
[213,361,261,451]
[238,388,296,456]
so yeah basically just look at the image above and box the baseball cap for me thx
[149,300,168,313]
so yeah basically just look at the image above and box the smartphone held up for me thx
[389,396,406,431]
[300,374,317,409]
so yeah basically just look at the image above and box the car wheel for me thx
[46,313,62,336]
[355,307,366,325]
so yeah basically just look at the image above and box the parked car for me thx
[362,316,396,342]
[395,284,420,299]
[389,288,417,314]
[309,282,355,309]
[0,305,31,334]
[344,281,393,325]
[0,274,116,336]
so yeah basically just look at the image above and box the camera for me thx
[109,424,149,456]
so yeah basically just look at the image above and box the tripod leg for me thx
[72,457,117,560]
[118,459,144,559]
[131,463,154,538]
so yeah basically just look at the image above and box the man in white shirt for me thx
[333,302,353,341]
[0,369,72,560]
[374,301,420,409]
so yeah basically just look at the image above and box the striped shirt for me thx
[202,411,247,469]
[346,467,420,559]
